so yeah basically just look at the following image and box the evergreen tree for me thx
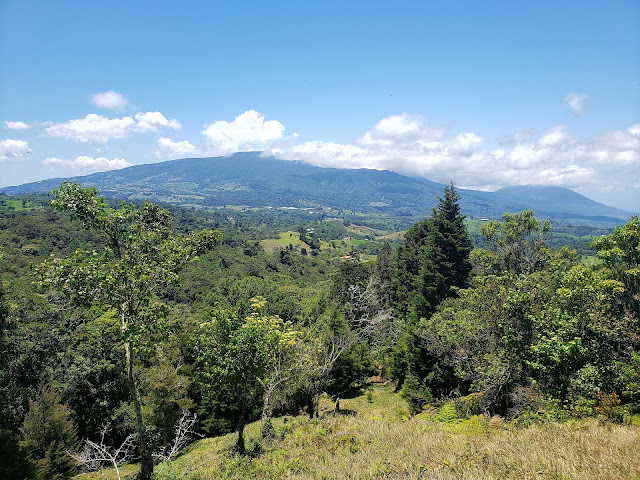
[414,182,472,320]
[391,217,431,319]
[21,386,79,480]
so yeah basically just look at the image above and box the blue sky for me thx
[1,0,639,210]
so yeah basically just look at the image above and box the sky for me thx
[1,1,639,211]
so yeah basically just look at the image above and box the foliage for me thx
[591,215,640,317]
[400,374,433,415]
[37,182,222,480]
[478,209,551,275]
[21,386,79,480]
[194,298,300,454]
[413,182,473,320]
[0,429,34,480]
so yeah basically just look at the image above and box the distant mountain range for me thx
[2,153,634,225]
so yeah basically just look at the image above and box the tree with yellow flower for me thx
[194,297,300,454]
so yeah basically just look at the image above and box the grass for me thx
[260,232,311,253]
[581,255,603,267]
[345,224,387,237]
[81,386,640,480]
[0,199,43,211]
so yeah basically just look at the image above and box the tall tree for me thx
[591,215,640,318]
[38,182,222,480]
[413,182,473,320]
[478,209,551,276]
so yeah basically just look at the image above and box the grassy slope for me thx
[86,386,640,480]
[260,232,311,253]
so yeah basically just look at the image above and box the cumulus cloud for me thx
[45,114,135,144]
[202,110,285,154]
[157,137,197,158]
[91,90,130,110]
[4,121,31,130]
[134,112,182,132]
[0,139,31,162]
[44,112,182,144]
[358,113,446,149]
[565,93,589,116]
[268,114,640,196]
[43,155,132,171]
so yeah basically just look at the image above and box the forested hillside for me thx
[3,153,634,225]
[0,184,638,479]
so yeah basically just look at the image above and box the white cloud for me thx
[91,90,129,110]
[274,141,375,169]
[268,113,640,197]
[44,112,182,144]
[202,110,285,154]
[0,139,30,162]
[45,114,135,144]
[43,156,132,171]
[565,93,589,116]
[134,112,182,132]
[358,113,446,149]
[538,125,570,148]
[4,121,31,130]
[157,137,197,158]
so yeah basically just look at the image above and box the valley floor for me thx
[84,386,640,480]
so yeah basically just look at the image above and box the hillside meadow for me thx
[84,385,640,480]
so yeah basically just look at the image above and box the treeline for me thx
[0,183,638,479]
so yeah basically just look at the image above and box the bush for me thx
[594,391,624,422]
[400,374,433,415]
[453,392,486,419]
[434,403,459,424]
[246,440,263,458]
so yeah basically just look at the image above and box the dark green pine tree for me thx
[391,217,431,319]
[413,182,472,320]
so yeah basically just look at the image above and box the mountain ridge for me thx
[2,152,634,225]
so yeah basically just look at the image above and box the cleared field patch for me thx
[346,224,387,237]
[0,199,43,211]
[260,231,311,253]
[376,230,405,242]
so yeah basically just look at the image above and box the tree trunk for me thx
[334,397,340,413]
[125,341,153,480]
[235,413,246,455]
[306,393,315,418]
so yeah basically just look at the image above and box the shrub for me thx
[594,391,624,422]
[400,374,433,415]
[453,392,486,418]
[434,403,459,423]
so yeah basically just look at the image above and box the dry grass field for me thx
[82,386,640,480]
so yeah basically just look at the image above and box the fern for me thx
[434,403,459,423]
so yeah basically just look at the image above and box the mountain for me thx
[2,153,633,225]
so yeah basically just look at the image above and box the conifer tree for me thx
[414,182,472,320]
[21,386,79,480]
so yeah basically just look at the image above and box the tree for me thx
[391,216,431,318]
[591,215,640,317]
[38,182,222,480]
[414,182,472,320]
[21,386,79,480]
[194,298,299,454]
[478,209,551,276]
